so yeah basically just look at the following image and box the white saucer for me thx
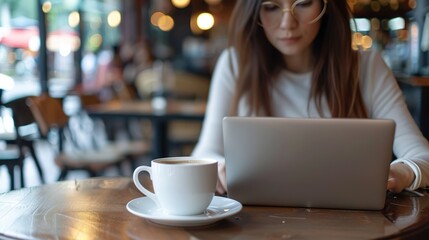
[126,196,242,227]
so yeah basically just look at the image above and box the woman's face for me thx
[259,0,324,60]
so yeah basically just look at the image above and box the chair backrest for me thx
[4,96,36,128]
[3,96,40,143]
[26,94,69,137]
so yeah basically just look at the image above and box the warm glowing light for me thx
[352,32,373,50]
[361,35,373,49]
[171,0,190,8]
[158,15,174,31]
[151,12,165,27]
[352,32,363,46]
[68,11,80,28]
[196,12,214,31]
[42,1,52,13]
[108,10,121,27]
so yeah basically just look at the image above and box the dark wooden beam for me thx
[37,0,48,94]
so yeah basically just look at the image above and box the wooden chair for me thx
[3,96,45,184]
[26,94,132,181]
[78,93,150,169]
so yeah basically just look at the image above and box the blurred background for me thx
[0,0,427,101]
[0,0,235,101]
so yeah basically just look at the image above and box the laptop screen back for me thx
[223,117,395,210]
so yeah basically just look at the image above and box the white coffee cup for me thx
[133,157,218,216]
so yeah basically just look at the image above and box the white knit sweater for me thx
[192,49,429,190]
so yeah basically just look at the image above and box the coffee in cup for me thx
[133,157,218,216]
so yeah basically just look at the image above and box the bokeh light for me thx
[108,10,122,28]
[171,0,190,8]
[158,15,174,31]
[196,12,214,31]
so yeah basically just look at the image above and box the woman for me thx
[192,0,429,194]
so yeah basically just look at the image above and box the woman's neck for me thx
[283,50,313,74]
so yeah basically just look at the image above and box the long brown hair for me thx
[228,0,368,118]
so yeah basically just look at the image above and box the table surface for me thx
[1,177,429,240]
[395,74,429,87]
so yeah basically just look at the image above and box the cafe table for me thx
[85,100,206,159]
[0,177,429,239]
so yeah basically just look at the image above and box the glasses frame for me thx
[259,0,328,27]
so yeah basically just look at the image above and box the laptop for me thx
[223,117,395,210]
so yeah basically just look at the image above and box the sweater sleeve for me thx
[191,49,237,163]
[361,51,429,190]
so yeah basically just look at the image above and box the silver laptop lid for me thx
[223,117,395,210]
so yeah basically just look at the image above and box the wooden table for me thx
[1,177,428,239]
[86,100,206,159]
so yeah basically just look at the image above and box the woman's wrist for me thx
[391,159,422,190]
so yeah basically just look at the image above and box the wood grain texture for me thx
[0,177,428,239]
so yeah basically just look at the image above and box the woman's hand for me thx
[216,159,227,195]
[387,163,415,193]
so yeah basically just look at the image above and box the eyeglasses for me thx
[259,0,328,27]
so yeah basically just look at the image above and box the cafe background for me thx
[0,0,428,99]
[0,0,428,192]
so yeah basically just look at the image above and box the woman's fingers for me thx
[387,177,401,193]
[387,163,415,193]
